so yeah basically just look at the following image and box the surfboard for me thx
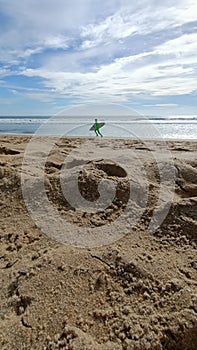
[89,122,105,131]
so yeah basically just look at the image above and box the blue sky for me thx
[0,0,197,116]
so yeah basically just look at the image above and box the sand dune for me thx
[0,135,197,350]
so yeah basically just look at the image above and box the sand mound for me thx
[0,136,196,350]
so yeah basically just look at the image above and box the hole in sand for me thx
[94,160,127,177]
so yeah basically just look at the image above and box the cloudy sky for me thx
[0,0,197,116]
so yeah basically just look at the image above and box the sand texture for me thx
[0,135,197,350]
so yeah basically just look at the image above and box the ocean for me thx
[0,115,197,140]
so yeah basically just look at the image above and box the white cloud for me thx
[42,36,69,50]
[144,104,178,107]
[80,0,197,49]
[25,92,55,103]
[155,33,197,55]
[0,0,196,62]
[13,35,69,62]
[19,28,197,100]
[0,67,13,78]
[81,13,138,45]
[0,0,197,113]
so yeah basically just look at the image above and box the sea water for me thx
[0,115,196,140]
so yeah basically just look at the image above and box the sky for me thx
[0,0,197,116]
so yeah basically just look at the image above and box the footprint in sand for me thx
[0,146,20,155]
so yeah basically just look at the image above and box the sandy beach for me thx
[0,135,197,350]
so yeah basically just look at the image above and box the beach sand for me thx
[0,135,197,350]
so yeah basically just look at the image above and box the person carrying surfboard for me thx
[94,118,103,137]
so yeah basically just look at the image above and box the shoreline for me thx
[0,133,197,142]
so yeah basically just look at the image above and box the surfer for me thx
[94,118,103,137]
